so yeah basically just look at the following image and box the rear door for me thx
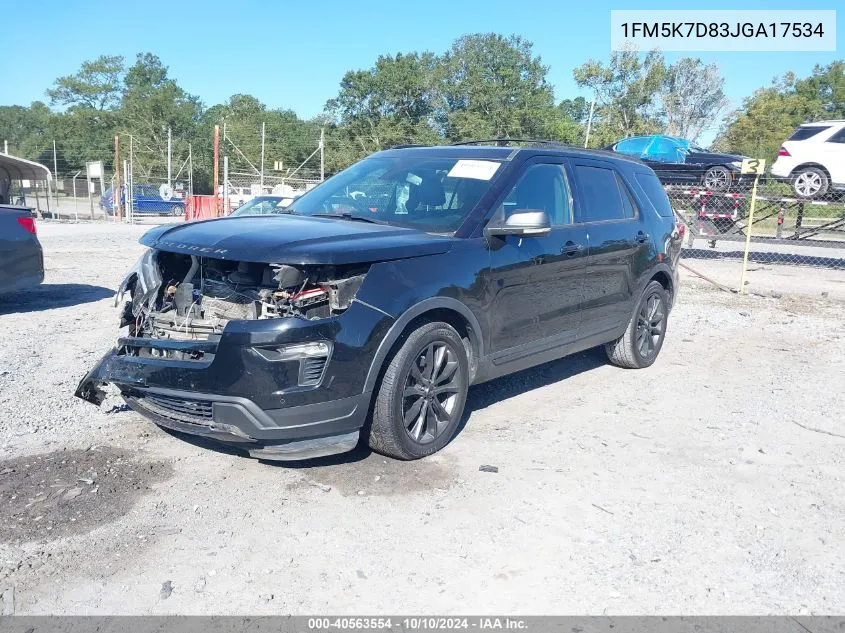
[570,159,651,339]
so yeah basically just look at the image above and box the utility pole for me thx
[319,128,325,182]
[188,143,193,199]
[167,126,172,188]
[213,125,220,214]
[584,96,597,149]
[114,135,122,221]
[260,121,266,190]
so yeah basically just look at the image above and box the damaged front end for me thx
[74,247,379,457]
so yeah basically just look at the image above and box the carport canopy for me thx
[0,152,52,183]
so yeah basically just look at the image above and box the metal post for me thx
[123,159,130,224]
[188,143,193,198]
[739,172,761,293]
[52,140,58,209]
[114,135,122,221]
[584,97,596,149]
[223,155,229,215]
[794,202,804,238]
[213,125,220,214]
[320,128,325,182]
[260,121,266,190]
[129,135,133,221]
[72,170,81,221]
[167,126,172,188]
[3,140,7,154]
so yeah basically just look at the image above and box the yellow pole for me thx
[739,173,761,293]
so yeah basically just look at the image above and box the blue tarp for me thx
[615,135,690,163]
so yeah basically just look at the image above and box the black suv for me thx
[76,142,681,461]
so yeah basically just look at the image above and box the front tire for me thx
[369,322,469,460]
[605,281,668,369]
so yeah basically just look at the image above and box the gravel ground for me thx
[0,221,844,615]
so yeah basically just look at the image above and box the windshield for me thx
[231,196,290,216]
[285,155,503,233]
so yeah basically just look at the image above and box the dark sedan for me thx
[0,205,44,294]
[605,135,749,191]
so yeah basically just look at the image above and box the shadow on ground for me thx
[0,283,113,314]
[160,348,608,471]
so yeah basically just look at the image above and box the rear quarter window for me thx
[634,172,674,218]
[789,126,830,141]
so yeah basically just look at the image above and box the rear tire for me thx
[703,166,731,192]
[792,167,829,199]
[605,281,668,369]
[369,322,469,460]
[170,204,183,216]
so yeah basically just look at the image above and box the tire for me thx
[792,167,829,199]
[703,166,731,192]
[369,321,469,460]
[170,204,184,216]
[605,280,669,369]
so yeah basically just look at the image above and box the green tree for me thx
[325,52,441,158]
[120,53,203,179]
[439,34,557,140]
[716,61,844,161]
[573,46,666,143]
[661,58,728,142]
[47,55,125,111]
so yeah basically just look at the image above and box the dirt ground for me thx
[0,221,844,615]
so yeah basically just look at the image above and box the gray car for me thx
[0,205,44,294]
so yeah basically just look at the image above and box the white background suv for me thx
[771,120,845,199]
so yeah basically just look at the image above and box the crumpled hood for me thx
[139,215,454,264]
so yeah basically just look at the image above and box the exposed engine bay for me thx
[117,249,368,342]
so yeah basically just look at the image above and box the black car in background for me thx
[605,135,749,191]
[77,142,682,462]
[0,205,44,294]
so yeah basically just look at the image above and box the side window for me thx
[499,163,572,226]
[827,128,845,144]
[789,126,829,141]
[574,165,631,222]
[616,173,638,219]
[635,172,674,217]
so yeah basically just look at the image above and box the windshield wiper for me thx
[310,212,387,225]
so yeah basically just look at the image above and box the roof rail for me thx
[450,138,573,148]
[389,143,432,149]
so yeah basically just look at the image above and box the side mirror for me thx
[485,209,552,237]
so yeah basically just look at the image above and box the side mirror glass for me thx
[486,209,552,237]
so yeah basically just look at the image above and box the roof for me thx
[0,152,52,182]
[373,142,646,167]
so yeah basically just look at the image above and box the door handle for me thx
[561,241,582,256]
[636,231,650,244]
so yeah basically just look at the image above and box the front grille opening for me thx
[131,393,214,427]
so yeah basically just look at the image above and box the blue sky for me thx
[2,0,841,143]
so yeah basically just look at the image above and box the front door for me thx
[486,159,587,357]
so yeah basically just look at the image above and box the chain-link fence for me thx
[670,170,845,297]
[220,124,323,213]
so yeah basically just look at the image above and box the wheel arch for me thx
[362,297,484,394]
[790,162,832,179]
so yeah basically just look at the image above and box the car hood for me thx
[139,215,454,265]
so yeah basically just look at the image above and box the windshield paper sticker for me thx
[447,160,500,181]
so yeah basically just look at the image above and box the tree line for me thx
[0,34,842,193]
